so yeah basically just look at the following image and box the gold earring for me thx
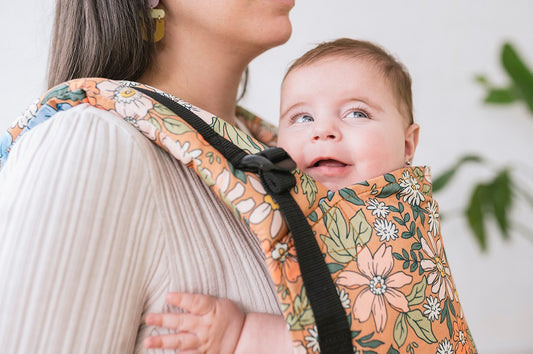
[151,8,165,42]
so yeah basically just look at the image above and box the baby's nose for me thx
[312,121,341,141]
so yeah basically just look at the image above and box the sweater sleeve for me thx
[0,105,166,353]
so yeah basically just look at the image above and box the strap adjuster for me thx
[237,147,296,173]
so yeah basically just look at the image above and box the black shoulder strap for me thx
[135,87,353,354]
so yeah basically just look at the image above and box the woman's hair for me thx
[47,0,155,88]
[285,38,414,124]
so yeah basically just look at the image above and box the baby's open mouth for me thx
[312,159,347,168]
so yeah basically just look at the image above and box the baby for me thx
[144,38,420,353]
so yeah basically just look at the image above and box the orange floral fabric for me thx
[0,79,476,353]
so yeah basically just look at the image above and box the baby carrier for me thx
[0,78,476,354]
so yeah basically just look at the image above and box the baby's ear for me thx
[404,123,420,163]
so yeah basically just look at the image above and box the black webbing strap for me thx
[135,87,353,353]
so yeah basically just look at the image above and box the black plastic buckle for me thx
[237,147,296,173]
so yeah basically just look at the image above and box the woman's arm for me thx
[0,105,164,353]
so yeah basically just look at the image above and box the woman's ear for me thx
[404,123,420,164]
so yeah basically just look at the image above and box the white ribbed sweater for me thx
[0,104,281,353]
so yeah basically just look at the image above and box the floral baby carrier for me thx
[0,78,476,354]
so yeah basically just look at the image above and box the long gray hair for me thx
[47,0,155,88]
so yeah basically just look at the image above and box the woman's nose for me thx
[312,120,341,141]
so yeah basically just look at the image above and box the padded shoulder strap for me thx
[136,87,353,354]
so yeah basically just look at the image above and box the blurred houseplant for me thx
[433,42,533,251]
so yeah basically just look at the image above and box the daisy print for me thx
[366,198,390,218]
[399,171,425,206]
[373,218,398,242]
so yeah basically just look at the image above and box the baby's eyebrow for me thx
[345,97,384,112]
[279,101,306,118]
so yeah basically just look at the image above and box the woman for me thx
[0,0,293,352]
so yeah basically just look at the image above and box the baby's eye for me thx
[345,110,369,119]
[294,114,314,123]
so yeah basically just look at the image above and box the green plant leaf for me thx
[474,74,489,86]
[466,183,490,250]
[484,87,518,104]
[501,42,533,113]
[489,169,513,239]
[432,155,483,193]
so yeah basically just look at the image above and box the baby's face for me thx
[278,57,418,191]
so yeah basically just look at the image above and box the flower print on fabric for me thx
[366,198,390,218]
[423,295,441,321]
[304,325,320,353]
[12,99,38,129]
[162,136,202,166]
[265,240,300,285]
[97,81,153,119]
[248,176,283,238]
[453,317,475,354]
[216,169,255,215]
[399,170,425,206]
[427,200,440,237]
[420,235,454,301]
[436,338,454,354]
[337,288,351,309]
[373,218,398,242]
[137,120,158,141]
[336,244,412,332]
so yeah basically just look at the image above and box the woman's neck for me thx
[139,30,256,126]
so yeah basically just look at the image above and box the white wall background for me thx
[1,1,532,353]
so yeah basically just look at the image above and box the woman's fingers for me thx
[166,292,216,315]
[145,312,201,332]
[143,332,201,350]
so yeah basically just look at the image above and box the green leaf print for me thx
[229,163,248,184]
[377,183,401,198]
[148,116,162,131]
[162,118,192,135]
[300,173,318,208]
[393,313,408,348]
[387,346,401,354]
[321,207,355,263]
[308,211,318,222]
[406,310,438,344]
[349,209,373,247]
[407,276,427,306]
[384,173,397,183]
[421,183,431,195]
[42,84,86,105]
[413,167,425,181]
[286,289,315,330]
[440,300,454,337]
[223,121,261,153]
[326,263,345,274]
[154,103,176,116]
[339,188,365,206]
